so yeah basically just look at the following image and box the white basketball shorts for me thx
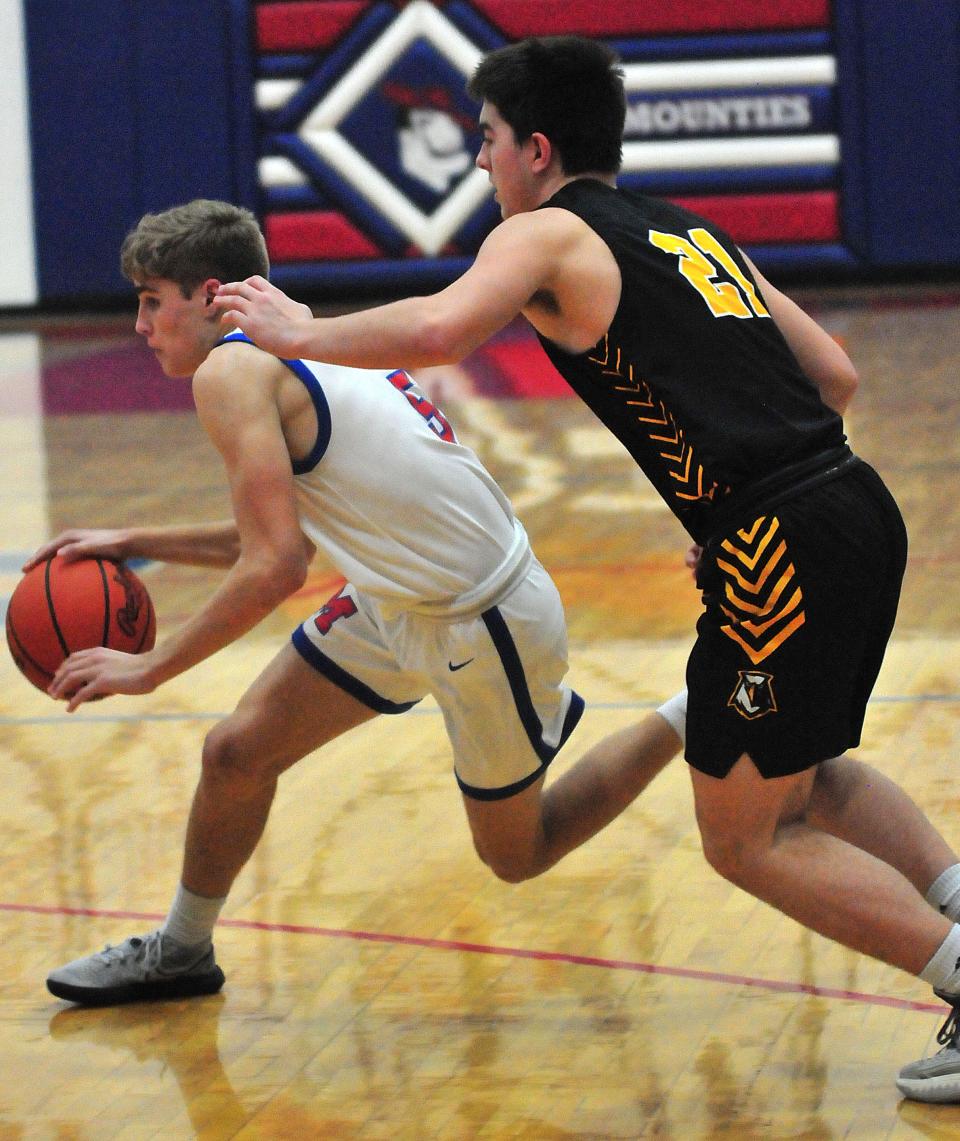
[291,558,584,799]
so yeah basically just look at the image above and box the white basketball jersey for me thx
[243,340,529,617]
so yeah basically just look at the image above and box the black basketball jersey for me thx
[535,180,846,542]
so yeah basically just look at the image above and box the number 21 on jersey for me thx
[649,227,769,320]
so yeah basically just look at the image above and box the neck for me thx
[539,170,617,205]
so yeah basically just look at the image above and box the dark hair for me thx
[468,36,625,175]
[120,199,269,297]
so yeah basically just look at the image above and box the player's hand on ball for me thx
[213,276,314,358]
[7,555,156,696]
[24,528,129,571]
[49,647,158,712]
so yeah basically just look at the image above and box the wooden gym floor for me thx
[1,281,960,1139]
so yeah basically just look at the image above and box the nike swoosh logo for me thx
[448,658,474,672]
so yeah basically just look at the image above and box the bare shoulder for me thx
[482,207,594,254]
[504,208,620,351]
[194,339,286,397]
[472,207,613,296]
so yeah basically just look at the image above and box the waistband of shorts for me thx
[703,444,859,544]
[407,520,534,622]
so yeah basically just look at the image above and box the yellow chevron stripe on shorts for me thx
[716,516,805,665]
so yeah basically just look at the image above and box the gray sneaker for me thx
[897,994,960,1102]
[46,931,225,1006]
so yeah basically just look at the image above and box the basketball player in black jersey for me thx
[215,36,960,1100]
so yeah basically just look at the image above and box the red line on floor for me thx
[3,900,942,1015]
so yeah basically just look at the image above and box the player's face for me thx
[133,277,219,377]
[475,101,539,219]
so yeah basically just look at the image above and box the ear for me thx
[529,132,552,172]
[202,277,222,307]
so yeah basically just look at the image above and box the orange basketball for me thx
[5,556,156,694]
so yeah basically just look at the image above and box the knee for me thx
[471,839,539,884]
[487,859,536,885]
[699,828,763,889]
[812,755,856,808]
[200,718,267,790]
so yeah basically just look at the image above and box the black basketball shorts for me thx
[685,459,908,779]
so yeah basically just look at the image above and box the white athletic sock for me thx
[656,689,688,746]
[920,923,960,996]
[926,864,960,921]
[161,883,227,949]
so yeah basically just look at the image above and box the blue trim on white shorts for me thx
[291,626,418,715]
[455,607,586,802]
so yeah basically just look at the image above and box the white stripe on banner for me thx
[623,55,836,92]
[256,57,837,116]
[0,1,37,307]
[256,78,303,112]
[622,134,840,172]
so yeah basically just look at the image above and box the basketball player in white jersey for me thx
[35,199,684,1004]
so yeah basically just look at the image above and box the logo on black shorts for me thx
[728,670,778,720]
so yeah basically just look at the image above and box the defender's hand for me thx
[213,276,314,358]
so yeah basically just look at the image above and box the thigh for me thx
[224,640,377,774]
[460,772,548,875]
[691,752,816,851]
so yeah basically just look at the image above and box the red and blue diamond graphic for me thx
[253,0,848,292]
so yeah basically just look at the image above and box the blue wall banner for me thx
[22,0,257,302]
[8,0,960,307]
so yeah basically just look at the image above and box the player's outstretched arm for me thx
[213,274,477,367]
[24,522,243,573]
[213,212,562,369]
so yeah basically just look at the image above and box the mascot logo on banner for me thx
[261,1,495,260]
[384,81,474,195]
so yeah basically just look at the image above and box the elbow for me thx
[832,361,859,413]
[814,347,858,415]
[278,550,310,598]
[416,312,474,365]
[259,549,309,607]
[839,357,859,400]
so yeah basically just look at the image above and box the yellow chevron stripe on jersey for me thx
[721,563,796,617]
[735,517,768,545]
[715,515,806,665]
[721,586,803,634]
[587,337,727,508]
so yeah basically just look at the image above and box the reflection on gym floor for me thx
[1,285,959,1137]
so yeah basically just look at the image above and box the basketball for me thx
[5,556,156,693]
